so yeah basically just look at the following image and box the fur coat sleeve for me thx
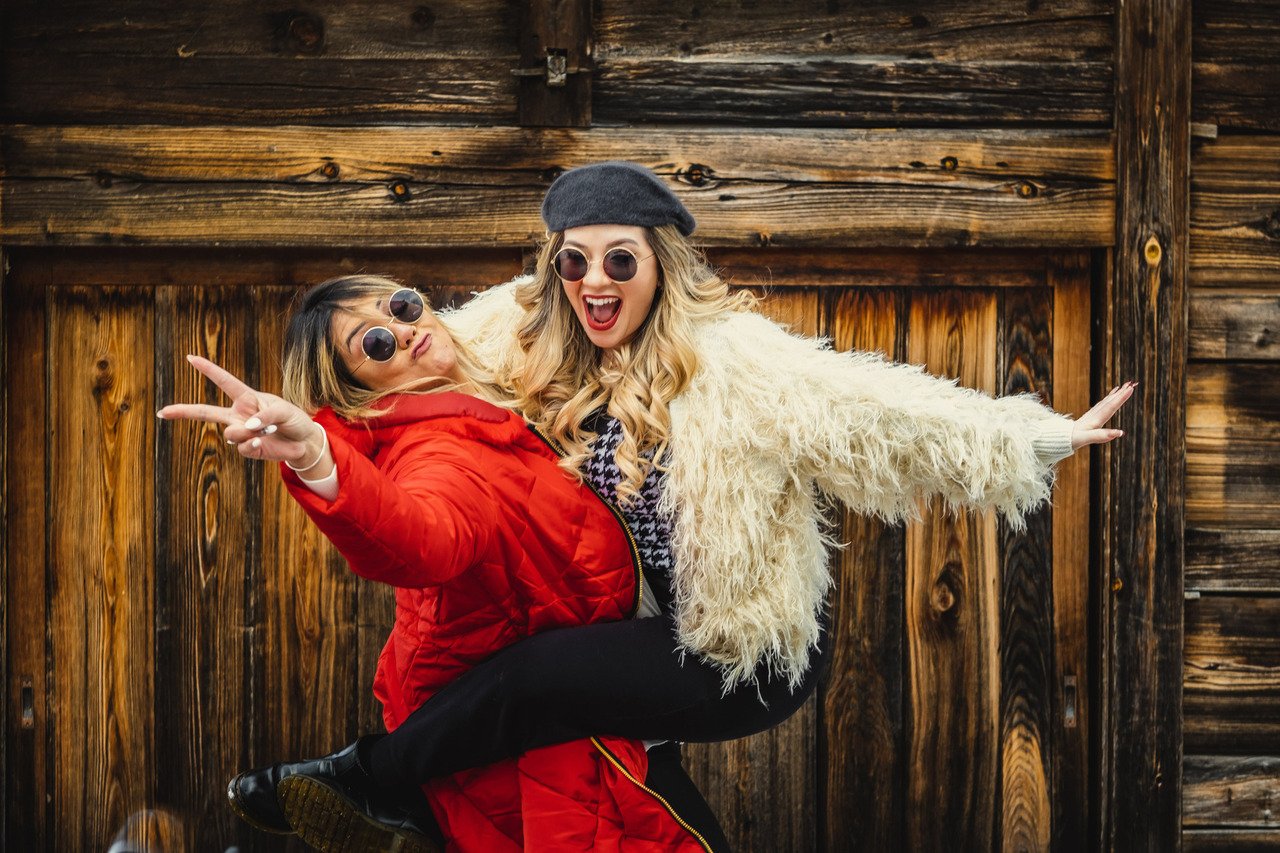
[661,310,1075,688]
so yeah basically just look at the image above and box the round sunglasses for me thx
[352,289,425,372]
[554,247,654,283]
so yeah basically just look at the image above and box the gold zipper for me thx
[527,423,645,619]
[589,737,715,853]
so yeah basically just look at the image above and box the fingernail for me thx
[186,354,196,363]
[263,424,278,435]
[226,439,236,445]
[251,438,262,449]
[155,410,165,419]
[244,417,262,430]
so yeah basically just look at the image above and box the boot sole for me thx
[226,773,293,835]
[277,774,441,853]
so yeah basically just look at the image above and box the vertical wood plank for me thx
[682,288,821,853]
[5,270,48,851]
[1110,1,1190,850]
[821,288,906,853]
[518,0,593,126]
[999,286,1055,853]
[1050,254,1093,852]
[905,290,1000,853]
[48,287,155,850]
[153,286,253,849]
[253,286,360,766]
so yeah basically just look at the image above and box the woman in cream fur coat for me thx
[247,161,1132,851]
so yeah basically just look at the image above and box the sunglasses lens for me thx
[361,327,397,362]
[602,249,639,282]
[388,289,423,323]
[554,249,589,281]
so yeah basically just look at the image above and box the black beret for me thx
[541,161,696,236]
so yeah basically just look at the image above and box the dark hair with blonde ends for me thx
[281,274,504,420]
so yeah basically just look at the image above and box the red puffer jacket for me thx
[282,393,710,853]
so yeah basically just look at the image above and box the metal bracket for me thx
[512,50,581,87]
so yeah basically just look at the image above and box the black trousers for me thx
[369,613,830,850]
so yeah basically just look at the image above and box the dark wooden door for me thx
[4,246,1097,852]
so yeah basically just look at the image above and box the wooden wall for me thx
[1182,3,1280,851]
[0,0,1263,851]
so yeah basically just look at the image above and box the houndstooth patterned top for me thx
[583,412,674,614]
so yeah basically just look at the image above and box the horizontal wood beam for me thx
[0,126,1114,249]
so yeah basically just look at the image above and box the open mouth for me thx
[583,295,621,330]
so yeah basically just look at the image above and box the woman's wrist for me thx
[286,422,330,473]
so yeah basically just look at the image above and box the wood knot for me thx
[1017,181,1038,199]
[95,172,114,189]
[757,231,772,247]
[931,577,957,613]
[388,181,411,202]
[411,6,436,28]
[1144,235,1162,266]
[320,161,339,180]
[684,163,712,186]
[276,12,324,54]
[1263,211,1280,240]
[940,156,958,171]
[541,166,565,183]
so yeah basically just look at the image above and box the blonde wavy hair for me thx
[511,225,755,501]
[282,274,507,420]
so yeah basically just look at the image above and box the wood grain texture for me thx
[153,287,254,848]
[1184,829,1280,853]
[0,126,1116,248]
[1184,596,1280,754]
[1183,755,1280,828]
[48,287,156,851]
[4,274,48,851]
[821,288,905,853]
[1188,292,1280,360]
[1192,1,1280,130]
[906,289,1001,853]
[518,0,592,126]
[1050,255,1094,853]
[1190,137,1280,287]
[1186,432,1280,527]
[1186,528,1280,593]
[999,287,1055,853]
[1108,0,1190,849]
[254,286,361,766]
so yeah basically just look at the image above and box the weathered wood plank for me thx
[153,287,254,848]
[4,0,518,58]
[1190,137,1280,287]
[1188,292,1280,360]
[1188,363,1280,436]
[999,287,1055,853]
[594,59,1112,127]
[0,126,1116,248]
[1108,0,1190,848]
[1186,432,1280,528]
[822,288,905,853]
[1184,596,1280,754]
[1186,528,1280,593]
[905,290,1001,853]
[4,272,48,851]
[1183,755,1280,828]
[1050,254,1093,853]
[518,0,592,126]
[683,288,821,853]
[48,287,156,850]
[709,248,1056,291]
[1184,829,1280,853]
[597,0,1112,61]
[253,286,360,766]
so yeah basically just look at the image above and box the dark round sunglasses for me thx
[354,289,425,370]
[554,247,654,283]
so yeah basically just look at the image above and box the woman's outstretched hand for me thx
[157,354,331,473]
[1071,381,1136,450]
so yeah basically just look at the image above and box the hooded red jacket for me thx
[282,393,710,853]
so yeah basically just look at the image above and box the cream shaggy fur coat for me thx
[445,280,1075,689]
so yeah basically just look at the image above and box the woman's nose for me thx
[583,259,611,286]
[391,319,416,346]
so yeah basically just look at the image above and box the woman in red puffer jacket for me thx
[158,274,722,853]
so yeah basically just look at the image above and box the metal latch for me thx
[512,50,582,87]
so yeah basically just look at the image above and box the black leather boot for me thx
[226,735,441,851]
